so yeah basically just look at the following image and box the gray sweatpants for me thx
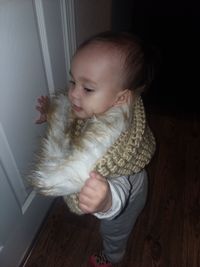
[100,171,148,263]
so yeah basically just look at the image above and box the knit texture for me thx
[64,96,156,214]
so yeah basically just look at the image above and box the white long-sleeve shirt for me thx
[95,170,147,220]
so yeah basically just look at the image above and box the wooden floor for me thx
[23,110,200,267]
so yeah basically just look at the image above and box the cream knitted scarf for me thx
[64,96,156,214]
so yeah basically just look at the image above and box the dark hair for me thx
[77,31,157,94]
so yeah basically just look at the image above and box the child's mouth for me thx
[72,104,82,112]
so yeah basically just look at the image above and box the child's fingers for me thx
[35,116,46,124]
[37,95,48,104]
[83,172,107,192]
[37,96,44,102]
[38,99,45,105]
[36,105,43,111]
[35,118,42,124]
[89,171,105,181]
[36,98,49,112]
[42,95,49,102]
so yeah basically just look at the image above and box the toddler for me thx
[33,31,156,267]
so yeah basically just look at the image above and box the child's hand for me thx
[35,95,49,124]
[78,171,112,214]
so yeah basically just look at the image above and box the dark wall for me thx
[112,0,200,113]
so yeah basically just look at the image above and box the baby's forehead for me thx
[72,42,125,83]
[79,42,123,59]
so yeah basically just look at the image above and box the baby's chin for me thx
[71,109,92,119]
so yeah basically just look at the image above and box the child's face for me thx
[68,44,127,119]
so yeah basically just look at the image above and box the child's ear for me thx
[113,89,132,106]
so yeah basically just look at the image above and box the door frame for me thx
[34,0,77,93]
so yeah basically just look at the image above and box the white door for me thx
[0,1,76,266]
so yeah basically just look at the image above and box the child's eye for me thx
[84,87,94,93]
[69,80,76,88]
[69,80,75,85]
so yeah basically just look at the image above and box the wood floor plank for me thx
[23,113,200,267]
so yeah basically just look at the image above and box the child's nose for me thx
[70,86,82,100]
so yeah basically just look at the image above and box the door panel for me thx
[0,124,28,208]
[0,163,21,247]
[0,1,71,266]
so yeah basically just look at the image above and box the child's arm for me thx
[79,171,132,219]
[78,171,112,214]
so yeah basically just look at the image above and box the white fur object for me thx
[33,94,130,196]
